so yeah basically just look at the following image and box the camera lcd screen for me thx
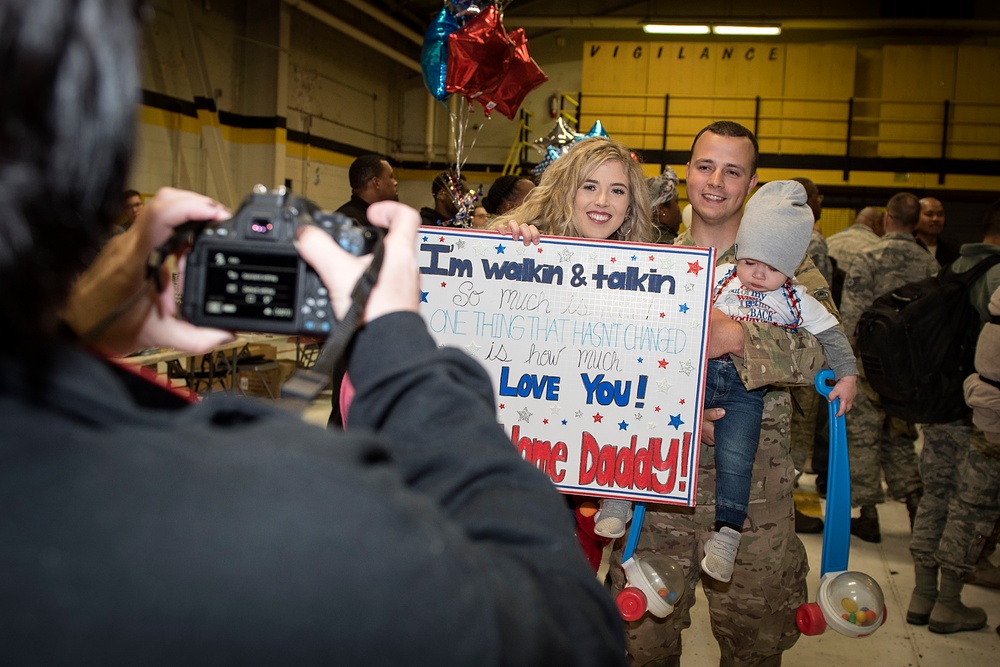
[201,250,298,322]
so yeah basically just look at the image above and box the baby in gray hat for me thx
[701,180,859,582]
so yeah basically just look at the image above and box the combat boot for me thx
[850,505,881,543]
[928,571,988,634]
[794,508,823,534]
[906,564,938,625]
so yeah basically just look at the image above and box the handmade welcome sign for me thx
[417,228,715,507]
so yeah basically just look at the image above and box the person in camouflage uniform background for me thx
[810,206,886,496]
[826,207,886,268]
[838,192,940,542]
[609,122,832,667]
[787,177,833,535]
[908,206,1000,633]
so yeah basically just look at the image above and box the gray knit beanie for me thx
[735,180,814,278]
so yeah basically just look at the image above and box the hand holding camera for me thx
[65,187,235,356]
[181,185,380,336]
[66,186,419,357]
[297,199,422,324]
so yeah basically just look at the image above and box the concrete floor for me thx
[679,474,1000,666]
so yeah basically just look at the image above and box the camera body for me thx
[181,186,378,335]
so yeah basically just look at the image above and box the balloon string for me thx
[449,100,484,177]
[451,103,464,177]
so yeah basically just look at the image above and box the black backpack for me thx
[855,255,1000,424]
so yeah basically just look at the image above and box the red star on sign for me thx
[649,255,655,261]
[543,418,549,424]
[441,282,447,287]
[659,312,666,318]
[658,359,668,368]
[499,404,505,410]
[593,413,604,423]
[439,236,446,242]
[537,247,544,253]
[687,260,703,276]
[610,257,617,263]
[679,398,686,405]
[655,406,661,412]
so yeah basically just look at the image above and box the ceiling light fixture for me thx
[712,25,782,36]
[642,23,711,35]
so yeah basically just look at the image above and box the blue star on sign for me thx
[618,420,629,431]
[420,291,429,303]
[668,414,684,429]
[679,303,690,314]
[562,419,568,426]
[495,244,506,254]
[422,235,429,242]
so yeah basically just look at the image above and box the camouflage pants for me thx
[911,418,1000,577]
[789,385,822,473]
[844,378,922,506]
[609,390,808,667]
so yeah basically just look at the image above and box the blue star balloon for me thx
[422,7,460,102]
[531,144,567,176]
[580,119,609,139]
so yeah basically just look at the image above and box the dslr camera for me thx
[181,185,378,335]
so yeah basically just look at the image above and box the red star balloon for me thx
[445,5,511,102]
[477,27,548,119]
[445,4,548,120]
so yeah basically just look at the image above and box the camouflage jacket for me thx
[839,231,940,345]
[808,229,833,285]
[826,223,881,269]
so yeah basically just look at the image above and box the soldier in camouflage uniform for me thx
[792,177,833,286]
[826,206,885,271]
[838,193,939,542]
[811,206,885,494]
[788,178,831,534]
[609,122,832,667]
[908,209,1000,633]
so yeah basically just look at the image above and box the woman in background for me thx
[482,174,536,216]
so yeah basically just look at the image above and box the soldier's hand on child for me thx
[701,407,726,446]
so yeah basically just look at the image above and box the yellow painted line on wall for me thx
[286,142,354,168]
[224,125,288,146]
[140,106,201,134]
[140,105,286,146]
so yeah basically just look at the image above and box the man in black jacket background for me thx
[336,154,399,227]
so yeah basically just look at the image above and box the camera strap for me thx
[279,237,386,412]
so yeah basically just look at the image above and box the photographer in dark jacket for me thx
[0,1,626,665]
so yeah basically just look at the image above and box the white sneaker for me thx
[701,527,741,582]
[593,499,632,538]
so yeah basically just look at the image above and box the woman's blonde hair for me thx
[490,137,653,243]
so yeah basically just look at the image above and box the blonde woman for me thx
[491,137,653,246]
[491,136,655,563]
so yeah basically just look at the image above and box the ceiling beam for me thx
[503,16,1000,33]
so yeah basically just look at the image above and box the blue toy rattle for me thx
[796,370,888,638]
